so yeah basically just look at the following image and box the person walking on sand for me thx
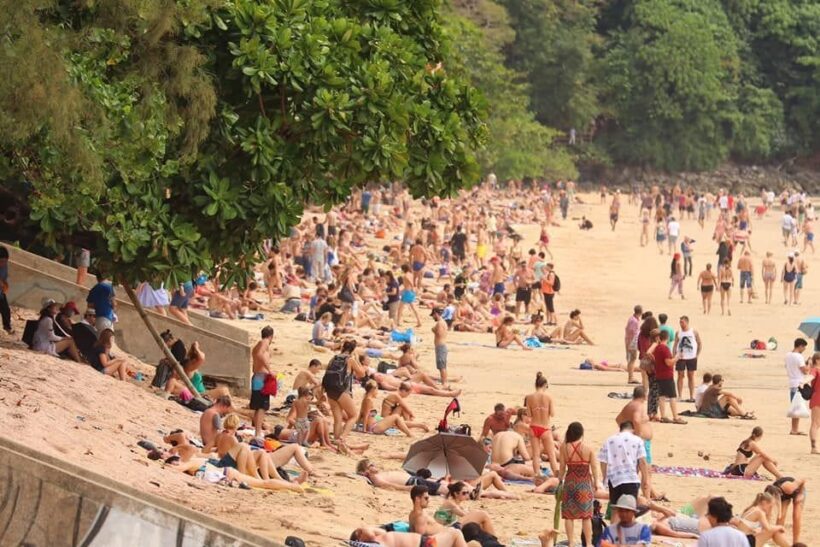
[667,216,680,255]
[558,422,599,547]
[598,421,650,523]
[697,263,717,314]
[668,253,684,300]
[431,307,449,387]
[615,387,654,473]
[525,372,558,477]
[782,252,797,305]
[397,264,422,328]
[0,245,12,334]
[762,252,777,304]
[625,305,642,385]
[785,338,809,436]
[673,316,701,403]
[806,352,820,454]
[718,258,733,316]
[737,250,753,304]
[610,192,621,231]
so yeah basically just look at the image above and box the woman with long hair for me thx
[696,263,718,314]
[434,481,497,534]
[807,352,820,455]
[638,315,660,416]
[356,380,414,437]
[782,254,797,305]
[558,422,599,547]
[718,257,733,316]
[737,491,790,547]
[727,427,782,479]
[89,329,128,380]
[32,300,82,362]
[525,372,558,477]
[668,253,684,299]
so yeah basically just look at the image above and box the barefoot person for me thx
[762,251,777,304]
[525,372,558,476]
[615,387,654,471]
[323,340,367,450]
[624,305,642,385]
[397,264,423,328]
[726,427,782,479]
[718,258,733,316]
[558,422,599,547]
[250,326,276,439]
[653,330,686,424]
[673,315,701,403]
[697,264,717,314]
[431,307,449,386]
[785,338,809,436]
[737,250,754,304]
[350,526,468,547]
[495,316,531,350]
[806,352,820,453]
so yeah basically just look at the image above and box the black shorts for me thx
[544,293,555,313]
[657,378,677,398]
[249,390,270,411]
[515,287,531,304]
[608,481,639,504]
[675,358,697,372]
[406,477,441,496]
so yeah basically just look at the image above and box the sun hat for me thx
[62,301,79,315]
[611,494,638,512]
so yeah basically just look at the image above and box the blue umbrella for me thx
[798,317,820,340]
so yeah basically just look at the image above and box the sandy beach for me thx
[1,192,818,545]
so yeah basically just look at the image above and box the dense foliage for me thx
[1,0,485,284]
[1,0,817,285]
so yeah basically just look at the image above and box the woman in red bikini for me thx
[525,372,558,477]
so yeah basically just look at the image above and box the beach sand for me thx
[0,193,817,545]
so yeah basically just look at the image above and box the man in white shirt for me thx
[782,212,795,246]
[697,497,748,546]
[666,217,680,255]
[598,421,650,523]
[785,338,809,435]
[694,372,712,409]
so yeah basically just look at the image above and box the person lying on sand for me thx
[350,526,468,547]
[581,358,628,372]
[367,368,462,398]
[177,457,303,492]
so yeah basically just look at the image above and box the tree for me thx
[446,5,577,180]
[2,0,486,391]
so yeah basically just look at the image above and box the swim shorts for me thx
[675,358,697,372]
[435,345,448,370]
[412,261,424,272]
[740,271,752,289]
[250,389,270,411]
[493,282,505,295]
[401,290,416,304]
[644,439,652,465]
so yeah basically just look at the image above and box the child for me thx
[293,387,313,446]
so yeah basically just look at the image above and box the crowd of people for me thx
[3,179,818,547]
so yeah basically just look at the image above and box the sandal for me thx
[672,419,688,425]
[660,418,672,424]
[740,413,756,420]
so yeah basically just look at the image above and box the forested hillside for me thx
[448,0,820,179]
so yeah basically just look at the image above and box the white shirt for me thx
[677,329,698,360]
[782,214,794,231]
[785,351,806,388]
[718,195,729,209]
[598,431,646,487]
[667,220,680,237]
[697,525,749,546]
[695,383,709,408]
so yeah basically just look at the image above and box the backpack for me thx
[322,354,351,393]
[552,273,561,293]
[377,360,397,374]
[22,319,39,348]
[151,359,174,389]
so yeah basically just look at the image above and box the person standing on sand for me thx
[624,305,642,385]
[431,307,449,387]
[782,252,797,305]
[490,256,506,296]
[525,372,558,477]
[541,263,558,326]
[794,251,808,305]
[761,252,777,304]
[697,263,717,314]
[598,421,650,523]
[615,387,654,472]
[785,338,809,436]
[609,191,621,231]
[718,258,733,316]
[250,326,276,438]
[397,264,422,328]
[673,316,701,403]
[513,261,533,320]
[410,239,428,289]
[653,330,686,424]
[0,245,11,334]
[737,250,753,304]
[667,216,680,255]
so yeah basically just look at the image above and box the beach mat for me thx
[679,410,729,419]
[651,464,766,481]
[450,341,571,350]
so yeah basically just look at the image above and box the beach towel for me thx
[607,392,631,399]
[651,465,766,481]
[523,336,543,349]
[679,410,728,419]
[390,328,414,343]
[450,341,571,351]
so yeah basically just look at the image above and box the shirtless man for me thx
[490,257,506,296]
[513,261,533,320]
[480,403,513,438]
[199,395,232,446]
[490,429,534,480]
[794,251,808,305]
[525,372,558,476]
[410,239,429,288]
[350,526,468,547]
[397,264,422,328]
[737,250,754,303]
[432,307,449,386]
[409,485,495,537]
[250,326,275,438]
[292,359,322,395]
[615,387,654,470]
[356,459,447,495]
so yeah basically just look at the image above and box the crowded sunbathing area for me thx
[2,181,819,546]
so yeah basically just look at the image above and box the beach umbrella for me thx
[402,433,487,480]
[797,318,820,340]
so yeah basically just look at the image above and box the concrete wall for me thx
[0,436,282,547]
[4,244,252,392]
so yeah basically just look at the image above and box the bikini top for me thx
[737,444,754,458]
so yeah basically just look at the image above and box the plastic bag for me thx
[787,393,810,419]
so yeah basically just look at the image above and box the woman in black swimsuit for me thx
[726,427,781,479]
[771,476,806,545]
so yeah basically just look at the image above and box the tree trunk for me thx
[121,279,200,396]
